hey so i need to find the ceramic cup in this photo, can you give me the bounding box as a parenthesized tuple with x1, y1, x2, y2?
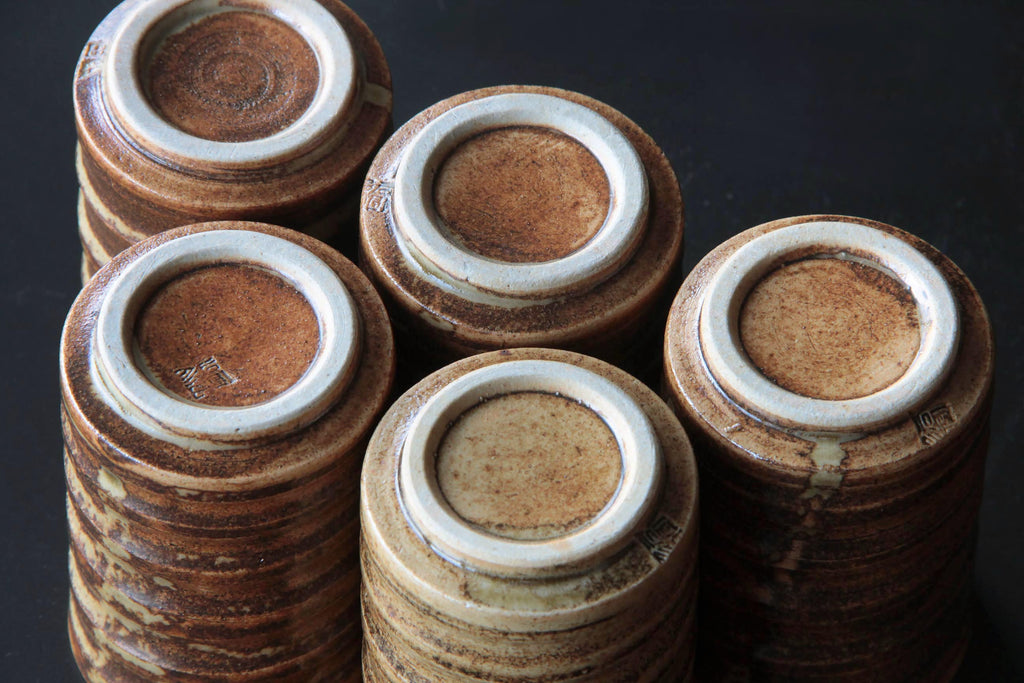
(74, 0, 393, 281)
(360, 348, 699, 681)
(61, 221, 394, 681)
(662, 215, 994, 681)
(358, 86, 684, 387)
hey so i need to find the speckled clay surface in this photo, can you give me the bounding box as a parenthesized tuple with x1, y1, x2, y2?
(358, 86, 684, 385)
(360, 348, 698, 681)
(61, 221, 394, 681)
(662, 214, 994, 682)
(74, 0, 393, 280)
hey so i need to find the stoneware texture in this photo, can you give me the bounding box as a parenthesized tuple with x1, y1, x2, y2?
(60, 221, 395, 681)
(360, 348, 699, 681)
(662, 214, 994, 681)
(74, 0, 393, 280)
(358, 85, 684, 386)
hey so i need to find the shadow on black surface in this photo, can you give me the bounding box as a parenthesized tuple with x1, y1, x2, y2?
(954, 596, 1022, 682)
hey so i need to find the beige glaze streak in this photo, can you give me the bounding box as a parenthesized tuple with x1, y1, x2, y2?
(187, 643, 287, 660)
(364, 83, 393, 109)
(778, 434, 857, 571)
(76, 149, 149, 242)
(67, 504, 140, 587)
(69, 600, 111, 674)
(77, 194, 118, 268)
(97, 468, 127, 500)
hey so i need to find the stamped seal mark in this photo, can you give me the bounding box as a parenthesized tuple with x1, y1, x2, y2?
(914, 404, 956, 446)
(638, 514, 684, 564)
(364, 177, 394, 214)
(174, 357, 237, 401)
(78, 41, 107, 78)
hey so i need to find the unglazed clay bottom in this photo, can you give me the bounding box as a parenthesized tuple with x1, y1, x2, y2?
(61, 222, 394, 681)
(360, 348, 699, 681)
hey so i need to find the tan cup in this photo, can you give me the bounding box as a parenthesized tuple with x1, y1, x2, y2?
(74, 0, 393, 281)
(358, 86, 684, 385)
(61, 221, 394, 680)
(361, 348, 699, 681)
(662, 215, 994, 681)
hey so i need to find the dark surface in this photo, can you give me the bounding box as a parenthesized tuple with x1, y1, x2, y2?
(0, 1, 1020, 681)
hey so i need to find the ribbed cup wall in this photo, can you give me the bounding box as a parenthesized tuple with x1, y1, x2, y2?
(61, 222, 394, 680)
(663, 215, 994, 682)
(73, 0, 393, 282)
(360, 349, 699, 681)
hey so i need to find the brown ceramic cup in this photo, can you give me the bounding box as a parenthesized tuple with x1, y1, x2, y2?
(61, 221, 394, 680)
(360, 348, 699, 681)
(358, 85, 684, 387)
(74, 0, 393, 281)
(662, 214, 994, 681)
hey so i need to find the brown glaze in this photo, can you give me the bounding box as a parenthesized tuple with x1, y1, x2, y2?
(433, 125, 610, 262)
(146, 12, 319, 142)
(739, 258, 921, 400)
(135, 264, 320, 407)
(361, 348, 699, 681)
(436, 391, 621, 540)
(78, 190, 133, 263)
(360, 85, 684, 388)
(74, 0, 393, 277)
(76, 143, 365, 281)
(662, 214, 994, 682)
(61, 222, 395, 681)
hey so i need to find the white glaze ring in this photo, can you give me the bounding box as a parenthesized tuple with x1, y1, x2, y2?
(104, 0, 356, 167)
(399, 359, 663, 578)
(392, 93, 649, 299)
(699, 220, 960, 432)
(94, 230, 360, 446)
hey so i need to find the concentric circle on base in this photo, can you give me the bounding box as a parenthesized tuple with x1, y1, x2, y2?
(144, 10, 319, 143)
(104, 0, 356, 167)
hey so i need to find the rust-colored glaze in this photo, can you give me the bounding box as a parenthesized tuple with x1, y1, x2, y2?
(434, 125, 610, 263)
(75, 142, 365, 280)
(436, 391, 621, 540)
(739, 258, 921, 400)
(74, 0, 393, 279)
(361, 348, 699, 681)
(135, 264, 320, 407)
(662, 214, 994, 682)
(61, 221, 395, 681)
(146, 12, 319, 142)
(359, 86, 684, 388)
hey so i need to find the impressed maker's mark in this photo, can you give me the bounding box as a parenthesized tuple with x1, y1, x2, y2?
(638, 514, 684, 564)
(174, 357, 237, 401)
(914, 404, 956, 446)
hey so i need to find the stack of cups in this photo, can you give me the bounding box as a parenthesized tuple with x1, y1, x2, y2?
(359, 86, 683, 383)
(361, 348, 699, 681)
(74, 0, 392, 281)
(61, 222, 394, 680)
(663, 215, 994, 681)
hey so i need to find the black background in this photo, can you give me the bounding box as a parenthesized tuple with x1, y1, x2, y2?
(1, 1, 1021, 680)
